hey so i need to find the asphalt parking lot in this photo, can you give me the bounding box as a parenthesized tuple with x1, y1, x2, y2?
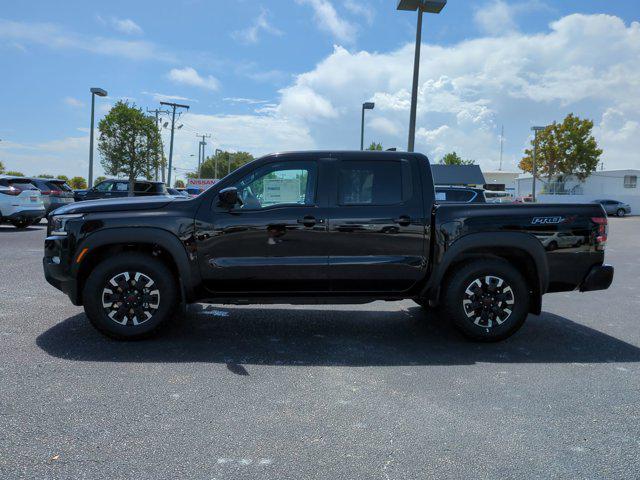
(1, 217, 639, 479)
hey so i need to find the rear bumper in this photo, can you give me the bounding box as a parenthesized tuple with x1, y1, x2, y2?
(5, 209, 45, 220)
(579, 264, 614, 292)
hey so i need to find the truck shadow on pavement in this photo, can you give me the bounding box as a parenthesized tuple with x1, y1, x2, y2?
(36, 305, 640, 368)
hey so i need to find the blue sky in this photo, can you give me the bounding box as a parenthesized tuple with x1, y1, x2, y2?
(1, 0, 639, 181)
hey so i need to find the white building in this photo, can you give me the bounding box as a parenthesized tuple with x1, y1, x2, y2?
(516, 169, 640, 212)
(482, 171, 520, 194)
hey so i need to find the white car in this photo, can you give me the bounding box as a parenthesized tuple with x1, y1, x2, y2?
(0, 177, 46, 229)
(535, 231, 584, 251)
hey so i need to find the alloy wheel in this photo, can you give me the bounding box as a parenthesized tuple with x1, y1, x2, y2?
(101, 271, 160, 326)
(462, 275, 515, 328)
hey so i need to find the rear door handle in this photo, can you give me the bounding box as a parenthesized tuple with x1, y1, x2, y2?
(298, 215, 319, 227)
(394, 215, 411, 227)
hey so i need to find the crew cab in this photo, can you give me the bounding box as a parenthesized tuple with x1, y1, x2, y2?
(74, 179, 168, 202)
(43, 151, 613, 341)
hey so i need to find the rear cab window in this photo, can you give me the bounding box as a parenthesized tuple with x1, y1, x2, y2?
(337, 159, 413, 206)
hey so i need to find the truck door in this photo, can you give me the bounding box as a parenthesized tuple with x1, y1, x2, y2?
(326, 154, 427, 292)
(195, 157, 330, 294)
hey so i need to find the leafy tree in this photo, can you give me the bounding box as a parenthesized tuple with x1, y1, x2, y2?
(5, 171, 24, 177)
(0, 160, 5, 174)
(97, 101, 163, 196)
(174, 179, 185, 188)
(93, 176, 107, 186)
(69, 176, 87, 189)
(38, 174, 54, 179)
(367, 142, 383, 151)
(196, 151, 255, 179)
(519, 114, 602, 181)
(439, 151, 475, 166)
(56, 175, 69, 182)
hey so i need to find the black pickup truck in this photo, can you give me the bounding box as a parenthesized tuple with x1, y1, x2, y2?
(43, 151, 613, 341)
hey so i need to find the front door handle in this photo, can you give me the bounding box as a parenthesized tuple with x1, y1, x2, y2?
(298, 215, 317, 227)
(394, 215, 411, 227)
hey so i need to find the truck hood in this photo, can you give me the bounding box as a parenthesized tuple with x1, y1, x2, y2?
(52, 196, 175, 215)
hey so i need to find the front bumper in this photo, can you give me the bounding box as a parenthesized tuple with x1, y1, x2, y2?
(43, 235, 81, 305)
(579, 264, 614, 292)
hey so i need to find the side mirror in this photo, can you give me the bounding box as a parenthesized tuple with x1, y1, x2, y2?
(217, 187, 241, 209)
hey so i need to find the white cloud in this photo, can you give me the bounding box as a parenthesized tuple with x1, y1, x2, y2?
(474, 0, 551, 35)
(368, 117, 400, 136)
(231, 8, 283, 45)
(0, 18, 172, 61)
(64, 97, 84, 108)
(344, 0, 375, 26)
(296, 0, 357, 44)
(142, 91, 196, 103)
(223, 97, 269, 105)
(112, 18, 143, 35)
(167, 67, 220, 91)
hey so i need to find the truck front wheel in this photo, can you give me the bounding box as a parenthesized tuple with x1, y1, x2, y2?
(82, 252, 178, 340)
(441, 259, 529, 342)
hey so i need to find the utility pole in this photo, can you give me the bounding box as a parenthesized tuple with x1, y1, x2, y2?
(531, 126, 545, 202)
(196, 134, 211, 177)
(499, 125, 504, 171)
(215, 149, 223, 179)
(160, 101, 189, 186)
(148, 108, 169, 181)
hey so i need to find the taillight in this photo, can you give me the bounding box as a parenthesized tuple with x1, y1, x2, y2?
(40, 190, 51, 195)
(0, 187, 21, 196)
(50, 190, 63, 196)
(591, 217, 608, 249)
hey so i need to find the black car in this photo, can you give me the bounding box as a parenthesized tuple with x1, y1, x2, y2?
(435, 186, 486, 203)
(44, 150, 613, 342)
(592, 199, 631, 217)
(27, 178, 75, 215)
(75, 179, 168, 202)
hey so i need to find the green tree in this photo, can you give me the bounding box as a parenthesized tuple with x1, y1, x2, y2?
(174, 179, 186, 188)
(196, 151, 255, 179)
(56, 175, 69, 182)
(93, 176, 107, 186)
(97, 101, 163, 196)
(367, 142, 383, 151)
(519, 114, 602, 181)
(38, 174, 54, 179)
(0, 160, 5, 174)
(69, 176, 87, 189)
(5, 171, 24, 177)
(439, 151, 475, 166)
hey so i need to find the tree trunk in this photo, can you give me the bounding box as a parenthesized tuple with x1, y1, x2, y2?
(128, 174, 135, 197)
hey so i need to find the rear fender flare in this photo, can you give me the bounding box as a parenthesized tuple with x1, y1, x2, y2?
(425, 232, 549, 311)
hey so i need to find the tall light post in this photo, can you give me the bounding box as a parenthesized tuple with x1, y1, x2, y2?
(160, 101, 189, 186)
(360, 102, 375, 150)
(531, 126, 545, 202)
(88, 87, 107, 188)
(397, 0, 446, 152)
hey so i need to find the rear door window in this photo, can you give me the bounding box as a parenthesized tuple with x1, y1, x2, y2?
(338, 160, 409, 205)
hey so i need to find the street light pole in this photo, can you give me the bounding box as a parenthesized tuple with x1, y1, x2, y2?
(397, 1, 446, 152)
(88, 87, 107, 188)
(360, 102, 375, 150)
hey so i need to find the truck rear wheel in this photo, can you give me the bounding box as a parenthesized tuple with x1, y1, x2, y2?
(441, 259, 529, 342)
(82, 252, 178, 340)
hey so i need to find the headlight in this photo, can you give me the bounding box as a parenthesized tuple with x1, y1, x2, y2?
(51, 214, 84, 236)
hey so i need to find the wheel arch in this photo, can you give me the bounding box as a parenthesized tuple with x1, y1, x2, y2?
(424, 232, 548, 314)
(71, 228, 199, 306)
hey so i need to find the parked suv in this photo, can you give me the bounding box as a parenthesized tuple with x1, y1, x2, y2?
(75, 179, 168, 201)
(593, 199, 631, 217)
(0, 177, 45, 228)
(44, 151, 613, 342)
(27, 178, 75, 215)
(435, 186, 486, 203)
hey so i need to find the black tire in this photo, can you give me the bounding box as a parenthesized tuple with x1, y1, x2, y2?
(11, 219, 30, 229)
(617, 208, 625, 217)
(440, 258, 529, 342)
(82, 252, 178, 340)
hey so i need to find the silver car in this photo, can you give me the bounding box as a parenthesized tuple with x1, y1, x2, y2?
(593, 199, 631, 217)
